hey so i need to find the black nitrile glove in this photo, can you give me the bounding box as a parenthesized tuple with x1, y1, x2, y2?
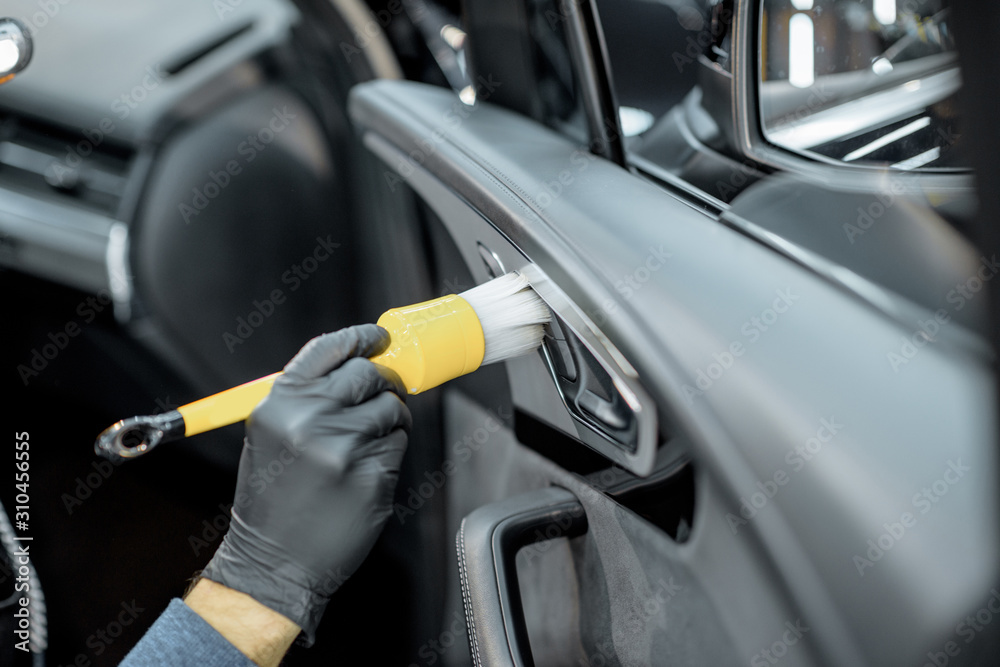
(202, 324, 412, 644)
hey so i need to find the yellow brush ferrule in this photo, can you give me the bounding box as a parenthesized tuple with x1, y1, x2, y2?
(178, 372, 282, 436)
(370, 294, 486, 394)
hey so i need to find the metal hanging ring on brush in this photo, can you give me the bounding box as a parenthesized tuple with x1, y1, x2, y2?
(95, 412, 187, 459)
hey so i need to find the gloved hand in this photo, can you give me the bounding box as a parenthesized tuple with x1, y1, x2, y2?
(202, 324, 412, 644)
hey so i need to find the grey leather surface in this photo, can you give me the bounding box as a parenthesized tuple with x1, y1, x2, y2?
(726, 172, 987, 334)
(351, 80, 999, 666)
(562, 489, 744, 667)
(447, 392, 797, 667)
(442, 391, 573, 666)
(456, 486, 580, 666)
(0, 0, 295, 144)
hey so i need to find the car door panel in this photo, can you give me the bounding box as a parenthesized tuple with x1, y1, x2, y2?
(349, 79, 998, 666)
(439, 392, 767, 667)
(446, 397, 805, 666)
(363, 124, 657, 472)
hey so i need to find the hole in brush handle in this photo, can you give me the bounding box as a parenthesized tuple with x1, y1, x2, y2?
(94, 411, 185, 460)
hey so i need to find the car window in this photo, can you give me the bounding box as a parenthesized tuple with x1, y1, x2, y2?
(760, 0, 962, 170)
(592, 0, 966, 205)
(593, 0, 749, 204)
(594, 0, 704, 139)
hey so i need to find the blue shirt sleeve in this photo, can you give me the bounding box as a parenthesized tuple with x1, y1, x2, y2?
(120, 598, 257, 667)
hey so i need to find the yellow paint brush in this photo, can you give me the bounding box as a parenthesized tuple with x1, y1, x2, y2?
(95, 273, 550, 460)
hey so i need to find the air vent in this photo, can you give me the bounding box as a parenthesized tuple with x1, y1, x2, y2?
(0, 113, 134, 217)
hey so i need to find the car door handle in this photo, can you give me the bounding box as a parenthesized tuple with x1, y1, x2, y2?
(577, 388, 629, 430)
(520, 264, 658, 475)
(456, 487, 587, 667)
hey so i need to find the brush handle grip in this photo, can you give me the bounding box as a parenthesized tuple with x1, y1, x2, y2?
(178, 372, 283, 436)
(136, 293, 488, 443)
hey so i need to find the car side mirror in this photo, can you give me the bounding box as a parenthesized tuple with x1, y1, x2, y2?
(0, 18, 32, 84)
(755, 0, 962, 172)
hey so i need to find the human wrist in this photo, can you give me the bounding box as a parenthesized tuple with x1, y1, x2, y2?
(201, 513, 331, 643)
(184, 578, 300, 667)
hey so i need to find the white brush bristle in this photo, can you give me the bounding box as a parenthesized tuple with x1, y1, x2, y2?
(460, 272, 551, 365)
